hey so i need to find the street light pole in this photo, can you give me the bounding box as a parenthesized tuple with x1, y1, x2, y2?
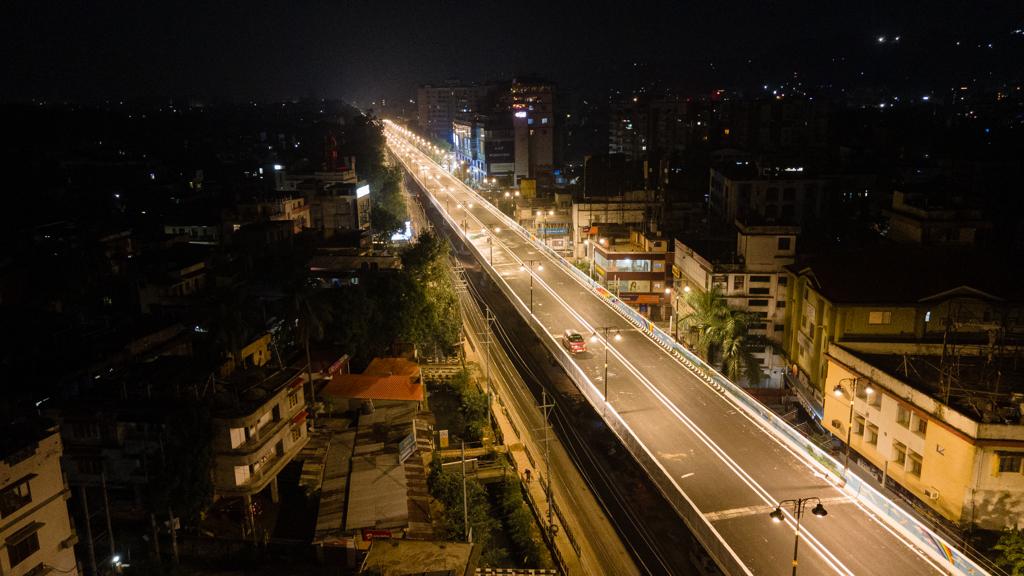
(591, 326, 622, 402)
(520, 260, 543, 313)
(833, 377, 873, 481)
(769, 497, 828, 576)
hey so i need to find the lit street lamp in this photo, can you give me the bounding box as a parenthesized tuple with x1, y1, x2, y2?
(519, 260, 543, 313)
(833, 377, 873, 481)
(769, 497, 828, 576)
(590, 326, 622, 402)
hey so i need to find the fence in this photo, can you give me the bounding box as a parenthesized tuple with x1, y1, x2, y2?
(390, 131, 991, 576)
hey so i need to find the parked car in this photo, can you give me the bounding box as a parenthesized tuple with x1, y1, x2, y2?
(562, 329, 587, 354)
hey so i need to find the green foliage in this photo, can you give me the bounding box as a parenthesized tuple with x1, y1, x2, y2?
(680, 287, 763, 385)
(438, 369, 489, 442)
(400, 232, 461, 356)
(427, 459, 500, 555)
(995, 528, 1024, 575)
(497, 477, 546, 566)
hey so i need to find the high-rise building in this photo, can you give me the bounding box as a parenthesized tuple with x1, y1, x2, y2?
(415, 83, 490, 142)
(508, 79, 556, 187)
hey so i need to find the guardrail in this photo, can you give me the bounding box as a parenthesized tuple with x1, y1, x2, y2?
(387, 129, 991, 576)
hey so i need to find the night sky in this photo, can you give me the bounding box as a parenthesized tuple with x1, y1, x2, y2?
(3, 0, 1021, 104)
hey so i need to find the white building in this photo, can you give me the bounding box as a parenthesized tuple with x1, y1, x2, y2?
(673, 221, 799, 386)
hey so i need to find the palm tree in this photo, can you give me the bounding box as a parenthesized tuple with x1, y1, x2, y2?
(291, 283, 333, 410)
(679, 287, 763, 385)
(678, 287, 730, 359)
(718, 311, 764, 385)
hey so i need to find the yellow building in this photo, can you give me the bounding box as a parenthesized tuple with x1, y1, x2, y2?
(782, 245, 1024, 418)
(1, 421, 79, 576)
(823, 346, 1024, 529)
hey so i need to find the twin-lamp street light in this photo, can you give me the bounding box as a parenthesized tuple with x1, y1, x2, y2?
(769, 497, 828, 576)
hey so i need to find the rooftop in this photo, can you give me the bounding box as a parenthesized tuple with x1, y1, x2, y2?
(851, 349, 1024, 425)
(788, 245, 1024, 304)
(1, 418, 58, 463)
(360, 539, 478, 576)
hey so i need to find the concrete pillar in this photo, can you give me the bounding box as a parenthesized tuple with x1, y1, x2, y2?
(270, 475, 280, 504)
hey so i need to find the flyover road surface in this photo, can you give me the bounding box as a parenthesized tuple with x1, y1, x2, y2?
(385, 126, 950, 576)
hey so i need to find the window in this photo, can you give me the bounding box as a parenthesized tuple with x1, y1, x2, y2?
(897, 405, 911, 428)
(868, 310, 892, 325)
(0, 478, 33, 517)
(234, 465, 251, 486)
(999, 453, 1023, 473)
(893, 441, 907, 466)
(866, 424, 879, 446)
(774, 324, 785, 331)
(869, 391, 882, 408)
(914, 416, 928, 436)
(750, 287, 770, 295)
(766, 187, 779, 201)
(908, 451, 923, 477)
(777, 276, 788, 286)
(750, 275, 771, 283)
(733, 276, 745, 291)
(777, 300, 786, 308)
(287, 391, 299, 408)
(783, 187, 796, 201)
(291, 426, 302, 442)
(854, 415, 866, 435)
(748, 299, 769, 307)
(78, 458, 103, 475)
(230, 427, 247, 449)
(778, 237, 791, 250)
(7, 530, 40, 567)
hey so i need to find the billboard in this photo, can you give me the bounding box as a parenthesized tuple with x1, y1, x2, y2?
(356, 185, 370, 199)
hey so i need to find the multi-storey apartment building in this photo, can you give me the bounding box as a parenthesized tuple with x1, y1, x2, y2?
(211, 369, 309, 507)
(709, 160, 828, 226)
(782, 246, 1024, 419)
(1, 421, 78, 576)
(591, 230, 673, 320)
(823, 346, 1024, 530)
(673, 221, 799, 386)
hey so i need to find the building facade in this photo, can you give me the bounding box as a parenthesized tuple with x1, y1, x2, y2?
(673, 221, 799, 386)
(211, 370, 309, 505)
(591, 230, 672, 320)
(710, 161, 827, 226)
(309, 182, 372, 237)
(823, 346, 1024, 530)
(1, 423, 79, 576)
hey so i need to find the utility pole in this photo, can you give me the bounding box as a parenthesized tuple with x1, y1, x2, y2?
(484, 307, 494, 429)
(540, 390, 555, 532)
(80, 485, 98, 576)
(150, 513, 161, 562)
(461, 440, 470, 543)
(168, 507, 179, 565)
(102, 472, 116, 563)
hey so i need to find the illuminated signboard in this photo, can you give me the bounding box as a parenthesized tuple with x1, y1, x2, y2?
(356, 185, 370, 198)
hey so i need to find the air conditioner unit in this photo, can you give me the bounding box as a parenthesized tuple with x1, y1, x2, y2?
(831, 419, 842, 429)
(924, 488, 940, 500)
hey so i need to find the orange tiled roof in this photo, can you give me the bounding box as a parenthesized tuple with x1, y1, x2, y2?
(364, 357, 420, 378)
(322, 374, 423, 402)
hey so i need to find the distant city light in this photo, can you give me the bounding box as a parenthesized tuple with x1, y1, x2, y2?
(273, 164, 283, 171)
(514, 111, 527, 118)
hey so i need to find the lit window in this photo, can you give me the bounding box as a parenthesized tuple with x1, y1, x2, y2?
(868, 311, 893, 325)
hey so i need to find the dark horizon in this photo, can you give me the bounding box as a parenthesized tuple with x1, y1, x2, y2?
(4, 0, 1022, 105)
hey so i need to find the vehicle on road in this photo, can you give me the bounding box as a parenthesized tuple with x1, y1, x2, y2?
(562, 329, 587, 354)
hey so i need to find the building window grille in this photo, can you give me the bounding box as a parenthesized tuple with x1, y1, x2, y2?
(893, 441, 907, 466)
(866, 424, 879, 446)
(998, 453, 1023, 473)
